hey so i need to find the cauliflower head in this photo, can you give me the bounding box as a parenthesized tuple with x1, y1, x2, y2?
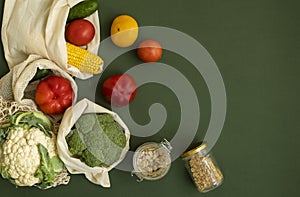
(0, 111, 68, 189)
(0, 127, 56, 186)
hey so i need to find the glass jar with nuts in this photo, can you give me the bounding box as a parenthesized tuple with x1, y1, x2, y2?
(181, 142, 224, 193)
(132, 139, 172, 182)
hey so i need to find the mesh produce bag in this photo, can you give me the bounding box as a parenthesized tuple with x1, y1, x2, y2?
(1, 0, 102, 79)
(56, 98, 131, 187)
(0, 96, 71, 189)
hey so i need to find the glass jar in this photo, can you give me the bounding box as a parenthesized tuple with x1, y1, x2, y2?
(132, 139, 172, 182)
(181, 142, 224, 193)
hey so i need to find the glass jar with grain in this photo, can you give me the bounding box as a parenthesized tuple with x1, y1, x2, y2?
(181, 142, 224, 193)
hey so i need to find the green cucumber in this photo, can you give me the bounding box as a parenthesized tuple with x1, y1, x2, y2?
(67, 0, 99, 22)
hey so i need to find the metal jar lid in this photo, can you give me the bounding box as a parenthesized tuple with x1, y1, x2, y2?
(180, 142, 207, 159)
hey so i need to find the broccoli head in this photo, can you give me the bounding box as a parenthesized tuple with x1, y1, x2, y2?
(75, 113, 97, 134)
(66, 113, 127, 168)
(101, 123, 126, 148)
(66, 129, 86, 156)
(97, 113, 115, 124)
(80, 149, 102, 167)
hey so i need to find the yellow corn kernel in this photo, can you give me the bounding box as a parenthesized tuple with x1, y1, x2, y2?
(66, 42, 103, 74)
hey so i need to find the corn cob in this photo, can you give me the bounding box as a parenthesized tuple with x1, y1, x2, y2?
(66, 42, 103, 74)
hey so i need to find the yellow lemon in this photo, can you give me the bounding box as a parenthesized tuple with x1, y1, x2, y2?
(110, 15, 139, 47)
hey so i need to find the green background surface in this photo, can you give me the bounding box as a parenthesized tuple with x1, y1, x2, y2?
(1, 0, 300, 196)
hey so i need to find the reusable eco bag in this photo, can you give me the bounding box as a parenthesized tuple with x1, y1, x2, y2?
(0, 55, 78, 113)
(56, 98, 131, 187)
(1, 0, 102, 79)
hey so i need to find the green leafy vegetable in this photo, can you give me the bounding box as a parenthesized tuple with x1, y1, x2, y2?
(0, 110, 66, 189)
(0, 126, 9, 144)
(35, 143, 64, 189)
(51, 156, 64, 173)
(1, 111, 54, 144)
(0, 166, 16, 186)
(1, 111, 53, 139)
(12, 112, 52, 137)
(9, 111, 23, 124)
(0, 165, 10, 179)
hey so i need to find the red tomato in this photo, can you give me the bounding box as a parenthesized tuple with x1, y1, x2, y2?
(65, 19, 95, 46)
(137, 39, 163, 62)
(35, 76, 74, 115)
(101, 74, 137, 107)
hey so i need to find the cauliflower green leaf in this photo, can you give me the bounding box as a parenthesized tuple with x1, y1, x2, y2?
(0, 166, 15, 186)
(35, 143, 64, 189)
(13, 112, 52, 138)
